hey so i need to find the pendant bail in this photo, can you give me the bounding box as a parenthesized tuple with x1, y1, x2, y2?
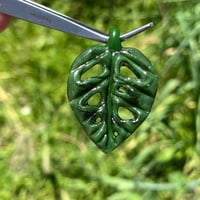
(108, 27, 122, 51)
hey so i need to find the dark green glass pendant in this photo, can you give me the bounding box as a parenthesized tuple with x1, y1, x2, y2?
(67, 27, 158, 153)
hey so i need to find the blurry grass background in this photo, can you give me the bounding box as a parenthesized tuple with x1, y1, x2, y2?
(0, 0, 200, 199)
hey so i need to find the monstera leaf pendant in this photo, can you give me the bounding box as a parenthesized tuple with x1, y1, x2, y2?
(67, 27, 158, 153)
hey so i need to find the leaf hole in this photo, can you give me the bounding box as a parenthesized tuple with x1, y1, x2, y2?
(87, 93, 101, 106)
(81, 63, 103, 81)
(113, 132, 119, 138)
(118, 107, 135, 120)
(120, 66, 137, 79)
(119, 87, 127, 94)
(96, 117, 101, 124)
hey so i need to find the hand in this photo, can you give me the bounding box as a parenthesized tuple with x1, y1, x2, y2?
(0, 13, 11, 31)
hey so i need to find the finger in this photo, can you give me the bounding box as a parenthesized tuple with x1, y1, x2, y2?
(0, 13, 11, 32)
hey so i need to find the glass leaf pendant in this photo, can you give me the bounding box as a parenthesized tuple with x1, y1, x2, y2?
(67, 27, 158, 153)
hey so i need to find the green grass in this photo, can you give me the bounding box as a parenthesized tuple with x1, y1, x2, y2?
(0, 0, 200, 199)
